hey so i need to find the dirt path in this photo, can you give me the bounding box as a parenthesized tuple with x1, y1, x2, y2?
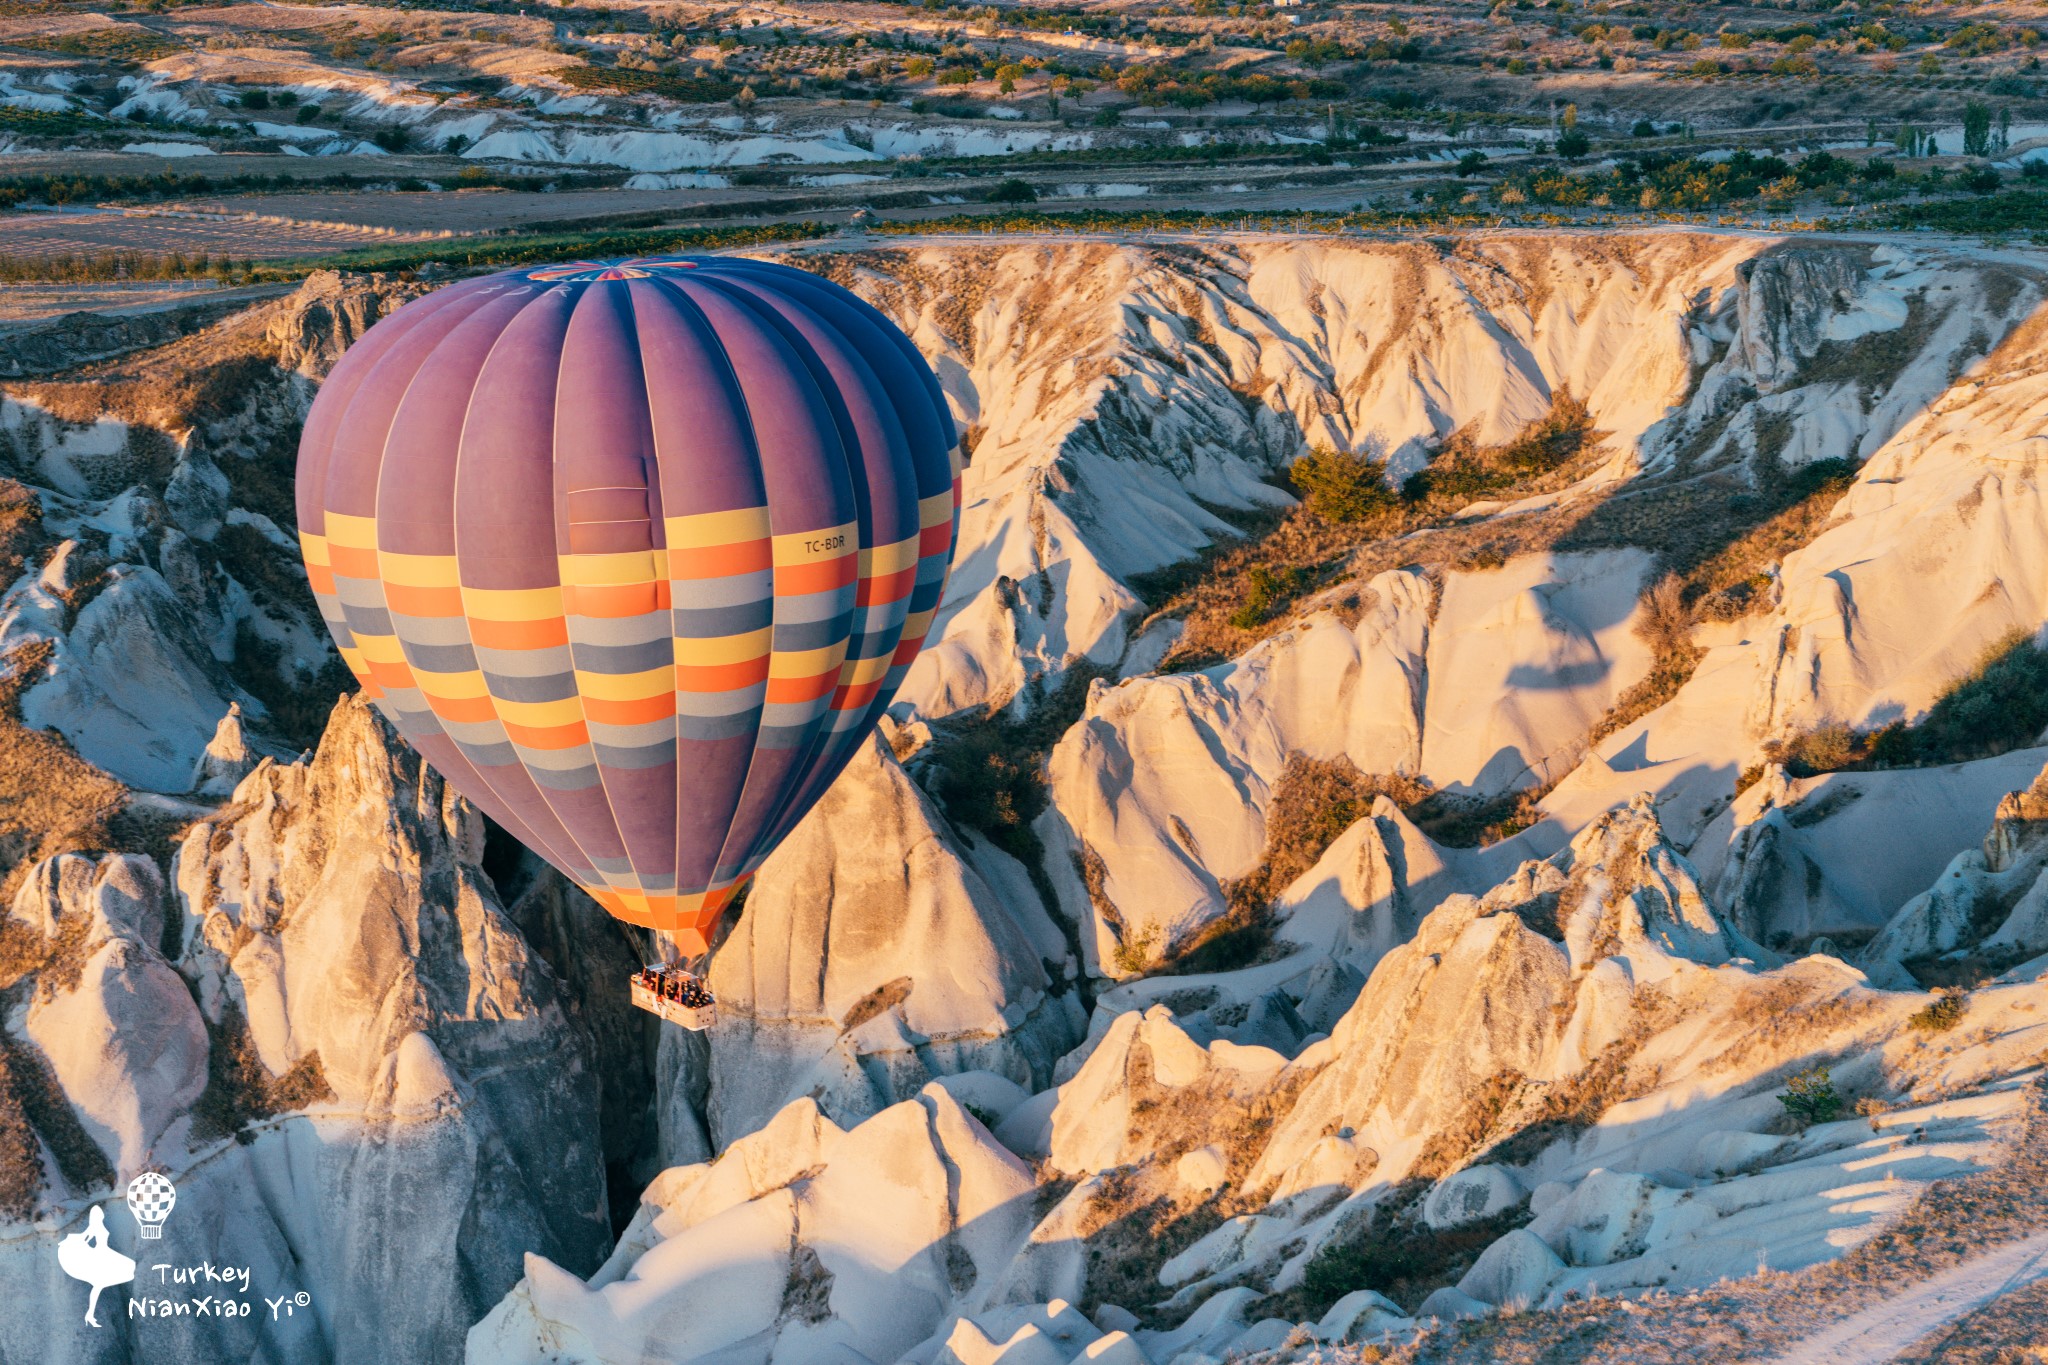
(1765, 1231, 2048, 1365)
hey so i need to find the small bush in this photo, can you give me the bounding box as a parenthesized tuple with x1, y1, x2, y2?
(1228, 564, 1312, 629)
(1296, 1182, 1531, 1314)
(1291, 447, 1398, 524)
(1764, 631, 2048, 778)
(1779, 1065, 1843, 1125)
(1908, 990, 1967, 1034)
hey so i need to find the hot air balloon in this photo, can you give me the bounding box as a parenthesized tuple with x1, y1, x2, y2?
(295, 256, 960, 1023)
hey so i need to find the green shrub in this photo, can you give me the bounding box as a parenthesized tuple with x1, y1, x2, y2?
(1908, 990, 1967, 1034)
(1779, 1065, 1843, 1125)
(1228, 564, 1311, 629)
(1291, 448, 1398, 524)
(1764, 632, 2048, 778)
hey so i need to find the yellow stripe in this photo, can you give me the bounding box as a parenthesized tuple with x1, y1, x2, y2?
(339, 645, 370, 673)
(461, 585, 565, 620)
(664, 506, 772, 548)
(772, 522, 858, 567)
(672, 628, 773, 666)
(408, 668, 490, 699)
(325, 511, 379, 549)
(493, 695, 586, 726)
(355, 634, 409, 664)
(919, 490, 954, 527)
(858, 533, 922, 576)
(379, 551, 461, 588)
(768, 643, 847, 678)
(572, 667, 674, 702)
(899, 605, 939, 640)
(559, 550, 670, 586)
(299, 532, 331, 567)
(845, 652, 893, 686)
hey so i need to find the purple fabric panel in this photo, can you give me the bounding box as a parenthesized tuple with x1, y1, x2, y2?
(297, 279, 490, 537)
(704, 259, 957, 482)
(326, 284, 507, 520)
(632, 278, 771, 517)
(378, 288, 534, 557)
(455, 285, 575, 592)
(554, 282, 677, 886)
(554, 282, 658, 557)
(705, 275, 918, 855)
(669, 277, 854, 536)
(666, 275, 855, 887)
(631, 278, 767, 892)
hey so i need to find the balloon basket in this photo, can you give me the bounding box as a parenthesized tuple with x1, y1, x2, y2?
(631, 968, 717, 1031)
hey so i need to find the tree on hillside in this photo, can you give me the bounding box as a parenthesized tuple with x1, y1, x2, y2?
(1963, 101, 1992, 157)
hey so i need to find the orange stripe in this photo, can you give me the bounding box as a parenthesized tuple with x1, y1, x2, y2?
(892, 635, 929, 665)
(306, 564, 337, 596)
(581, 693, 676, 727)
(470, 616, 571, 650)
(670, 541, 772, 578)
(765, 671, 839, 704)
(837, 678, 886, 710)
(503, 718, 590, 750)
(424, 692, 500, 724)
(346, 664, 383, 699)
(563, 582, 669, 618)
(856, 565, 919, 608)
(366, 659, 418, 692)
(775, 558, 857, 595)
(385, 583, 465, 618)
(676, 658, 771, 692)
(330, 545, 381, 578)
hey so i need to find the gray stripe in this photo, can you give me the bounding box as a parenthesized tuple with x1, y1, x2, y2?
(525, 764, 603, 791)
(568, 637, 673, 675)
(485, 670, 578, 703)
(771, 585, 858, 624)
(671, 599, 773, 637)
(474, 644, 575, 677)
(340, 604, 394, 637)
(388, 612, 475, 646)
(679, 710, 761, 742)
(400, 640, 480, 674)
(450, 738, 520, 768)
(772, 614, 852, 653)
(593, 742, 677, 770)
(676, 683, 767, 718)
(673, 568, 771, 607)
(588, 717, 676, 749)
(512, 744, 597, 771)
(565, 612, 669, 646)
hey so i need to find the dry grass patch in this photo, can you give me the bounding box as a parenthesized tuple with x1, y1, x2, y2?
(1152, 392, 1607, 672)
(0, 640, 128, 906)
(1383, 1074, 2048, 1363)
(190, 994, 335, 1143)
(1069, 1037, 1321, 1323)
(0, 1030, 113, 1203)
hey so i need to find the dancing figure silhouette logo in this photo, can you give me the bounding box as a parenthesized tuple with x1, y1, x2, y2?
(57, 1205, 136, 1327)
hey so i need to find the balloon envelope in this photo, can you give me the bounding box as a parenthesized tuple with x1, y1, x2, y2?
(296, 255, 959, 953)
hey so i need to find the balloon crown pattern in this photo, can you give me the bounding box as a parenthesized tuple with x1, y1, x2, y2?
(296, 255, 961, 955)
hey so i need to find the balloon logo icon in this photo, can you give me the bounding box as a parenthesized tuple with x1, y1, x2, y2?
(127, 1172, 175, 1240)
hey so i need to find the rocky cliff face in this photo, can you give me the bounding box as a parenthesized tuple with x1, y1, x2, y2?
(1, 236, 2045, 1365)
(0, 697, 619, 1364)
(696, 733, 1085, 1152)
